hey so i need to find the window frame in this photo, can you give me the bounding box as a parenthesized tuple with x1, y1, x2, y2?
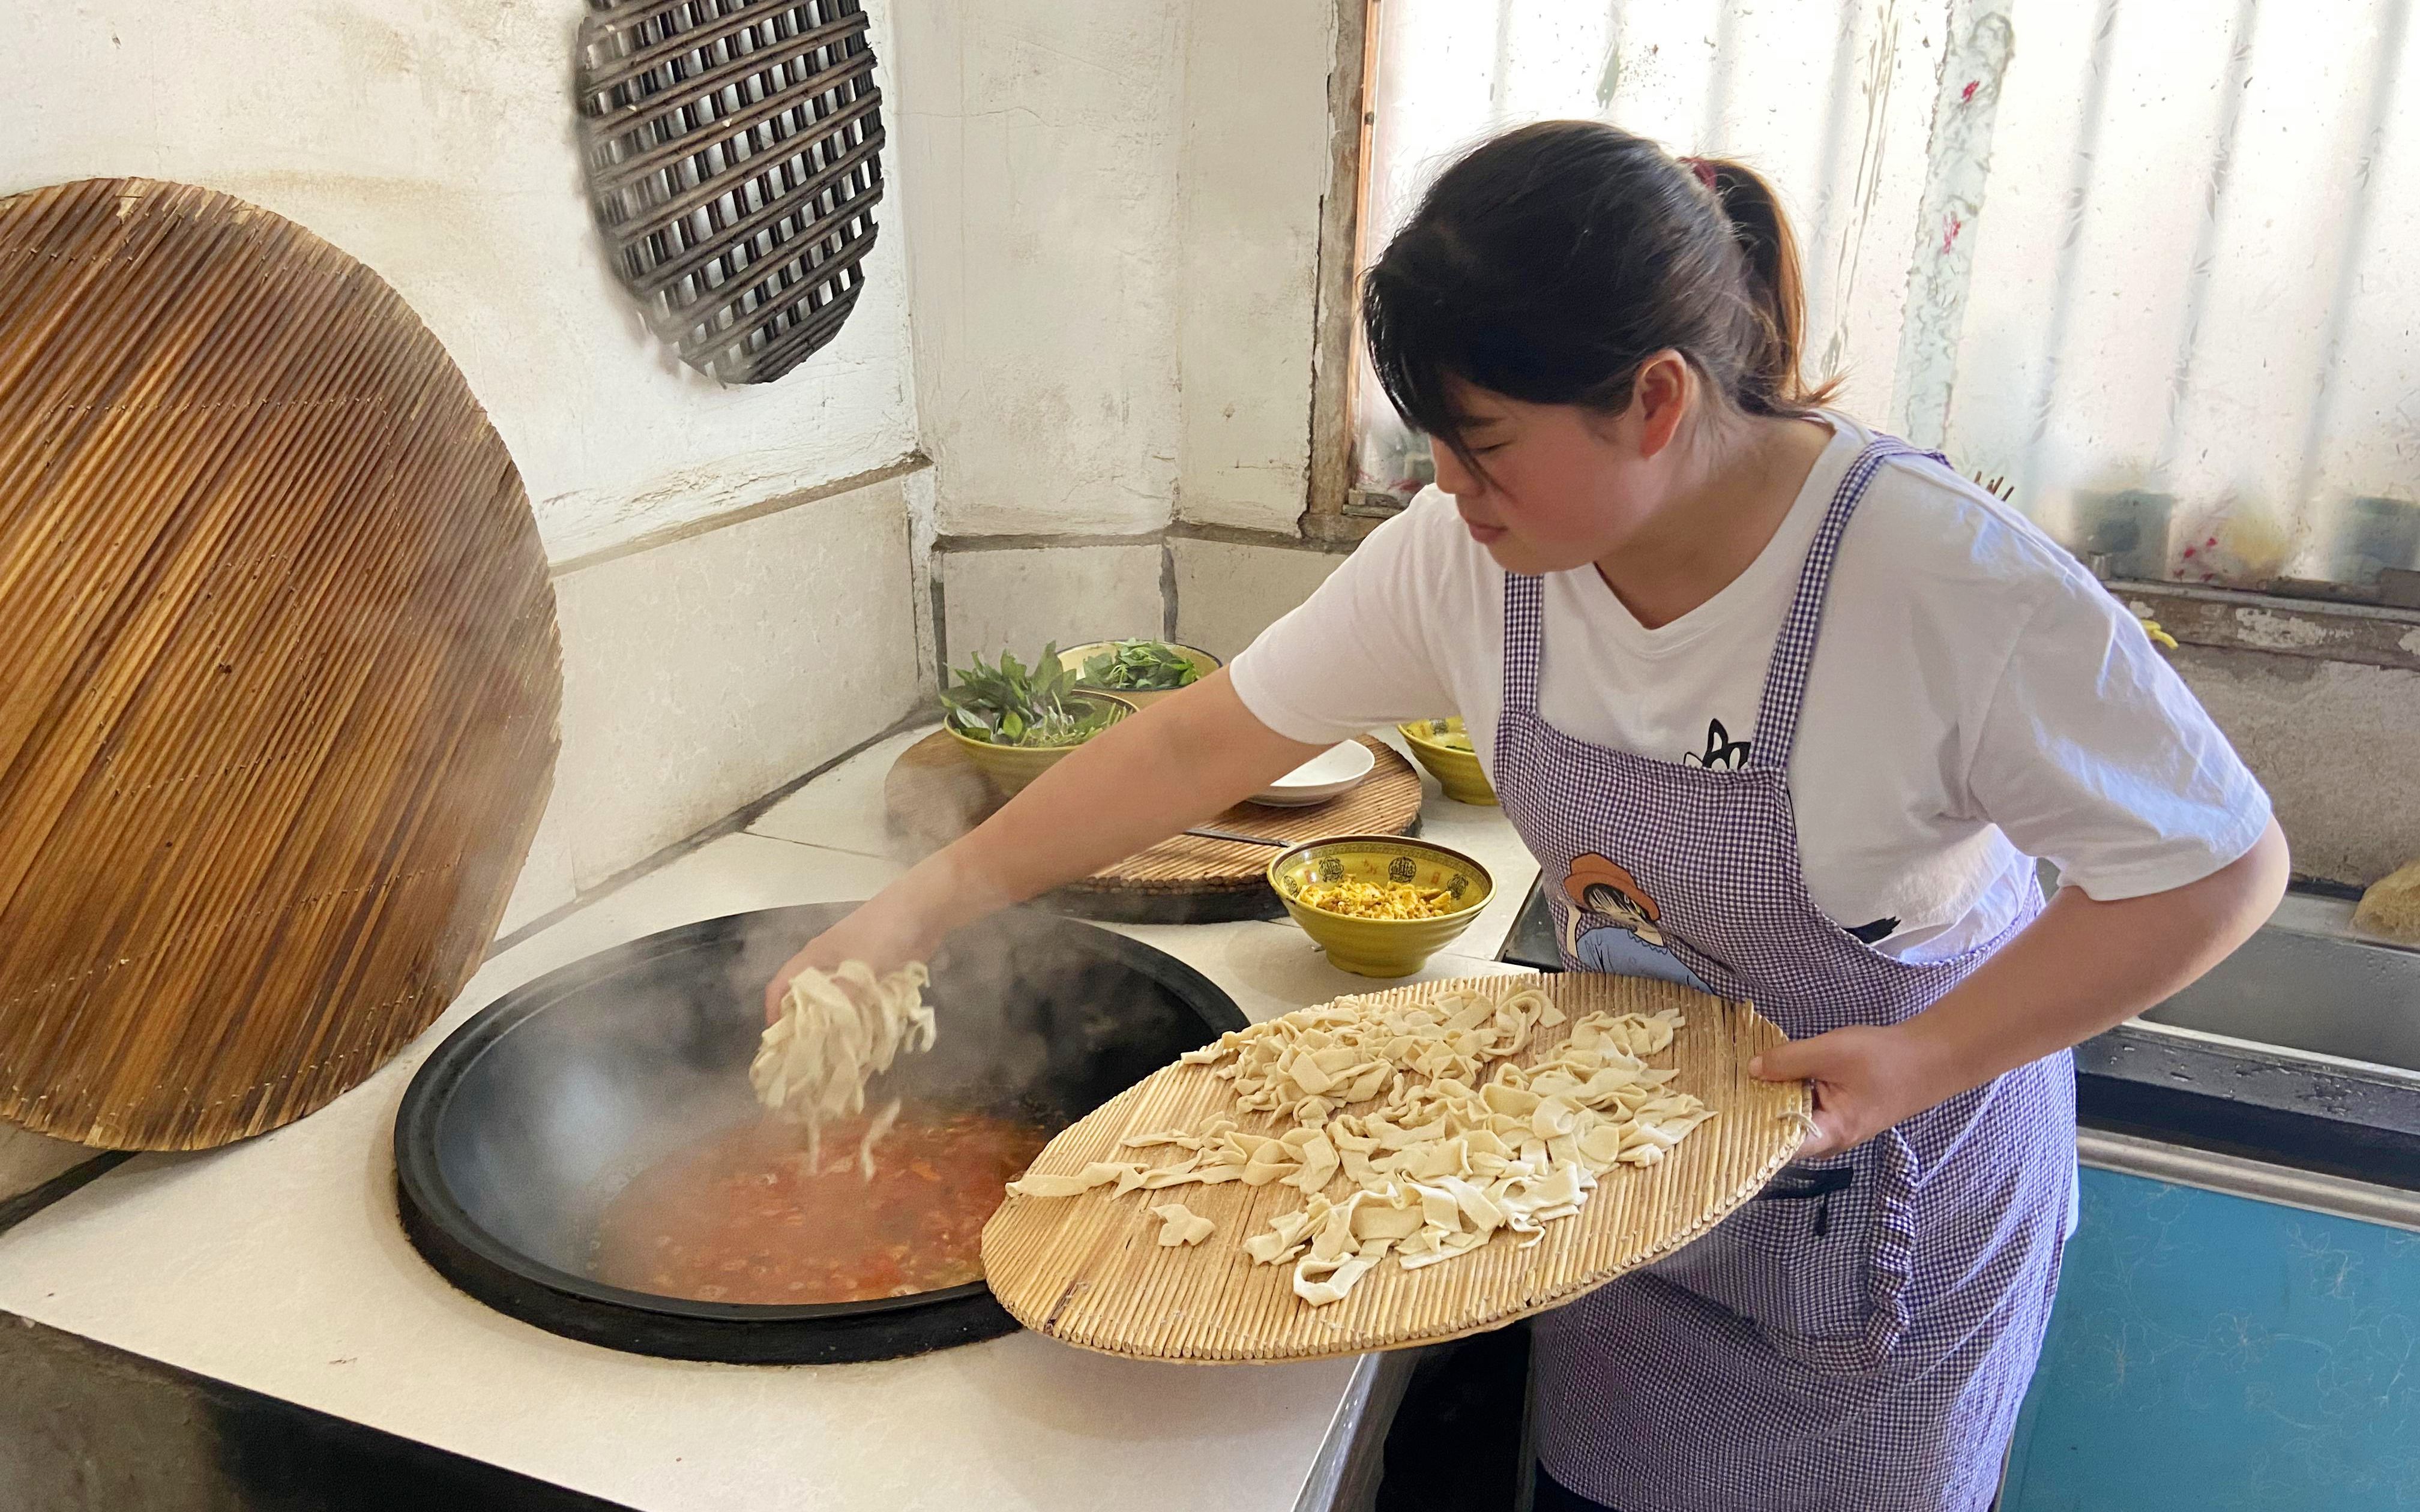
(1300, 0, 1388, 545)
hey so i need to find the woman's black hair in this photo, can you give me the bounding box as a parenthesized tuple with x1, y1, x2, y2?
(1361, 121, 1835, 458)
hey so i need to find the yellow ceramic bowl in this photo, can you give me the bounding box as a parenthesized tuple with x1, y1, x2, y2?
(1059, 640, 1222, 709)
(1267, 835, 1494, 979)
(1397, 717, 1497, 805)
(947, 692, 1136, 796)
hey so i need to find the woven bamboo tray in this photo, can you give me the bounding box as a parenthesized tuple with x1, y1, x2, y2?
(882, 733, 1422, 923)
(0, 179, 560, 1151)
(981, 972, 1805, 1363)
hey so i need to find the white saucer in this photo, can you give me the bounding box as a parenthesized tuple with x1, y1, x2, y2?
(1249, 742, 1377, 806)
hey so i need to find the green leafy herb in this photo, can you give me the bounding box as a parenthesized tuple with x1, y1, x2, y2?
(942, 644, 1126, 748)
(1077, 640, 1203, 692)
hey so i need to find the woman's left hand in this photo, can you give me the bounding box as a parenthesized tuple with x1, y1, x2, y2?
(1750, 820, 2292, 1160)
(1748, 1024, 1948, 1160)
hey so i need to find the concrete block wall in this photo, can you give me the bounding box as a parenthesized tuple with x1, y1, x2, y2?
(2178, 652, 2420, 888)
(894, 0, 1350, 680)
(1169, 538, 1350, 662)
(920, 532, 1349, 679)
(937, 543, 1168, 674)
(2127, 584, 2420, 891)
(498, 472, 928, 935)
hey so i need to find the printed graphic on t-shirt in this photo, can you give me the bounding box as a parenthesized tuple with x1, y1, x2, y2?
(1559, 854, 1714, 992)
(1683, 718, 1751, 771)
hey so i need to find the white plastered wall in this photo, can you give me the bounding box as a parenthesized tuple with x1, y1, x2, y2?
(893, 1, 1346, 668)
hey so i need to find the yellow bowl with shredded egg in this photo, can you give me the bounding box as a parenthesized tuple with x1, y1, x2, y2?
(1267, 835, 1494, 978)
(1398, 718, 1497, 805)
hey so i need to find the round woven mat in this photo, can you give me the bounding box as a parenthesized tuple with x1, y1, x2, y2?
(0, 179, 561, 1150)
(983, 973, 1807, 1363)
(883, 733, 1422, 922)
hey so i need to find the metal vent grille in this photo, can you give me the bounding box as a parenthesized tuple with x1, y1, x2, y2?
(576, 0, 884, 384)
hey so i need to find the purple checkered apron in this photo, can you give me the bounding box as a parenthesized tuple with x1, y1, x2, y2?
(1497, 437, 2074, 1512)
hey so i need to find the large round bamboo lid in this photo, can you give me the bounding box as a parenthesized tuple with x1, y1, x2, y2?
(0, 179, 561, 1150)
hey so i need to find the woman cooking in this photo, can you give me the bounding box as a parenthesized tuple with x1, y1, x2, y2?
(772, 122, 2287, 1511)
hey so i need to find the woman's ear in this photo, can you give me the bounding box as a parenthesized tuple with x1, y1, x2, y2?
(1630, 350, 1692, 459)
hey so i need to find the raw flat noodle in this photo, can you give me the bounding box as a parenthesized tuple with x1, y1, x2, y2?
(1005, 983, 1715, 1307)
(1149, 1202, 1215, 1247)
(751, 960, 935, 1171)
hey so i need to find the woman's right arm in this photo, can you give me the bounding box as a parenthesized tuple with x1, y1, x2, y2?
(765, 670, 1328, 1017)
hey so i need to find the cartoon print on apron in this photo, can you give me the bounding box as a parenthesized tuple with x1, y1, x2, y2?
(1493, 436, 2077, 1512)
(1561, 853, 1714, 992)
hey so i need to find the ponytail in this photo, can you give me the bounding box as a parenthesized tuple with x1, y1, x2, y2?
(1364, 122, 1838, 454)
(1688, 157, 1836, 413)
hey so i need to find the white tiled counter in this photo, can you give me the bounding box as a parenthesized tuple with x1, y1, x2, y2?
(0, 727, 1538, 1512)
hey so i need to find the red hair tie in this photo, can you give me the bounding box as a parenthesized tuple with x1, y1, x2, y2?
(1684, 156, 1719, 191)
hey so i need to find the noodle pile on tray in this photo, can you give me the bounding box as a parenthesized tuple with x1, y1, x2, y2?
(1005, 983, 1715, 1306)
(751, 960, 935, 1176)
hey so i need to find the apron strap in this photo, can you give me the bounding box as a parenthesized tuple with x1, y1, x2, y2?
(1502, 569, 1546, 715)
(1747, 436, 1949, 773)
(1504, 434, 1948, 762)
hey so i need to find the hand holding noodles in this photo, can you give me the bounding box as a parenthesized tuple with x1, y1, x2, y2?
(752, 960, 935, 1171)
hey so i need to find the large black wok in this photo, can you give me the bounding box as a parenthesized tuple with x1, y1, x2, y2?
(394, 903, 1243, 1364)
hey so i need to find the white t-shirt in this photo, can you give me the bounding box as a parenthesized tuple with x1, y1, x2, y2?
(1232, 412, 2271, 962)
